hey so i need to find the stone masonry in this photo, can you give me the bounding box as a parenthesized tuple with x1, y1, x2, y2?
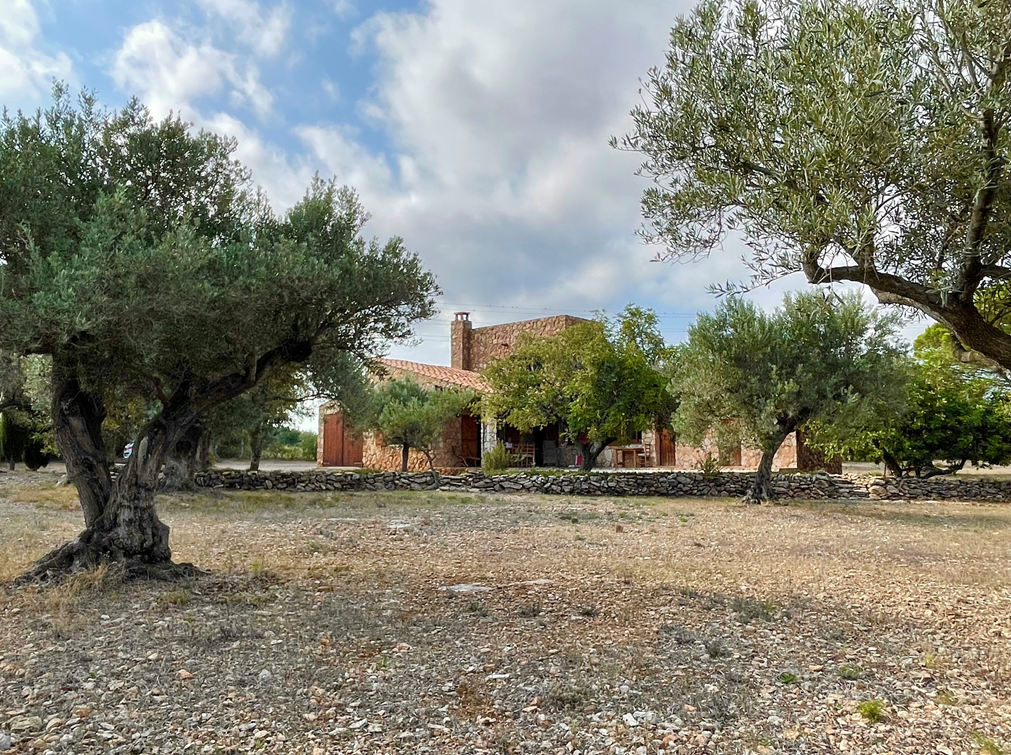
(195, 468, 1011, 502)
(451, 312, 589, 372)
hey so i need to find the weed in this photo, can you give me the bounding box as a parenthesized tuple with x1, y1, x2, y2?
(936, 689, 959, 706)
(546, 683, 588, 710)
(659, 623, 697, 645)
(516, 604, 541, 618)
(824, 627, 848, 643)
(578, 605, 599, 618)
(466, 599, 489, 617)
(972, 733, 1006, 755)
(778, 672, 799, 684)
(225, 591, 273, 607)
(731, 596, 777, 624)
(704, 636, 730, 658)
(305, 540, 326, 555)
(837, 663, 863, 680)
(161, 590, 193, 606)
(679, 586, 703, 600)
(922, 651, 945, 670)
(558, 512, 580, 524)
(857, 699, 886, 723)
(695, 452, 721, 479)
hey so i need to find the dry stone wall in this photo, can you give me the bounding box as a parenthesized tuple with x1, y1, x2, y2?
(192, 469, 1011, 501)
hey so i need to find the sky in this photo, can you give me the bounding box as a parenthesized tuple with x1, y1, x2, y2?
(2, 0, 923, 379)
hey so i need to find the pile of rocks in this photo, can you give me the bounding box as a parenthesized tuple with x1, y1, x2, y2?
(192, 468, 1011, 501)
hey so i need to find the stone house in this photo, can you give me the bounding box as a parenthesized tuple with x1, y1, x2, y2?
(318, 312, 838, 473)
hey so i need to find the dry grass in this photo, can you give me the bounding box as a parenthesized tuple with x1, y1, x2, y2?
(5, 481, 81, 509)
(2, 477, 1010, 753)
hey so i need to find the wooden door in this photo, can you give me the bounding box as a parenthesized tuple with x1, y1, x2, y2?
(460, 414, 480, 465)
(322, 412, 343, 466)
(658, 430, 676, 467)
(342, 425, 363, 467)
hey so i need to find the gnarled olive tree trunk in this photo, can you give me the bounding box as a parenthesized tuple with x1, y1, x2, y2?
(163, 422, 207, 491)
(577, 438, 614, 471)
(743, 420, 802, 504)
(248, 424, 265, 472)
(24, 366, 199, 580)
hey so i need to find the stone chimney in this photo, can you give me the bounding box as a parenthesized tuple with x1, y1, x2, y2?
(451, 312, 473, 371)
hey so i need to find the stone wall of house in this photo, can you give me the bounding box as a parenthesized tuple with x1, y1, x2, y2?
(454, 315, 589, 372)
(359, 416, 466, 472)
(740, 433, 798, 470)
(194, 468, 1011, 501)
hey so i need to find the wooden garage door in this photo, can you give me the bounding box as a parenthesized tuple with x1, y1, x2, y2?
(322, 412, 363, 467)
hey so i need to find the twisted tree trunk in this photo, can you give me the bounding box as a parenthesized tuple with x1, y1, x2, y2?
(248, 424, 265, 472)
(163, 422, 206, 491)
(577, 438, 613, 471)
(22, 364, 198, 581)
(743, 421, 799, 504)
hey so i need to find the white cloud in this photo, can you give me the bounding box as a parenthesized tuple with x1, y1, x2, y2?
(327, 1, 706, 331)
(112, 20, 273, 119)
(204, 113, 316, 209)
(332, 0, 356, 20)
(0, 0, 73, 103)
(195, 0, 292, 57)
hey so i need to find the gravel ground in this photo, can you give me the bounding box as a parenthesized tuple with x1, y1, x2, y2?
(1, 473, 1009, 755)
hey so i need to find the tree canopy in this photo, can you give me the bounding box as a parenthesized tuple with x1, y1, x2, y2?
(673, 291, 907, 501)
(482, 307, 677, 470)
(823, 325, 1011, 477)
(617, 0, 1011, 371)
(0, 88, 437, 577)
(363, 378, 476, 471)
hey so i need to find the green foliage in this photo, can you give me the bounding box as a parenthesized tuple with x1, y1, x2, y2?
(616, 0, 1011, 373)
(972, 733, 1007, 755)
(481, 441, 512, 473)
(857, 699, 887, 723)
(263, 430, 318, 461)
(674, 291, 907, 476)
(0, 353, 55, 457)
(364, 378, 476, 470)
(695, 452, 722, 479)
(0, 88, 436, 463)
(483, 306, 677, 470)
(820, 324, 1011, 476)
(837, 663, 864, 680)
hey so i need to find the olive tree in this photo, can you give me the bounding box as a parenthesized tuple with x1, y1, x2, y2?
(617, 0, 1011, 370)
(674, 292, 907, 502)
(0, 90, 437, 578)
(363, 378, 476, 471)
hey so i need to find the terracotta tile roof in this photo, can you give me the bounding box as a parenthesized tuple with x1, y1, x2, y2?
(378, 358, 490, 393)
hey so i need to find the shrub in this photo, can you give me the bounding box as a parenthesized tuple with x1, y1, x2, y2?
(263, 431, 318, 461)
(695, 452, 721, 479)
(857, 699, 886, 723)
(482, 442, 512, 473)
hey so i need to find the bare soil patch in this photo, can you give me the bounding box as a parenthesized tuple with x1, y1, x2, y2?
(1, 472, 1009, 754)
